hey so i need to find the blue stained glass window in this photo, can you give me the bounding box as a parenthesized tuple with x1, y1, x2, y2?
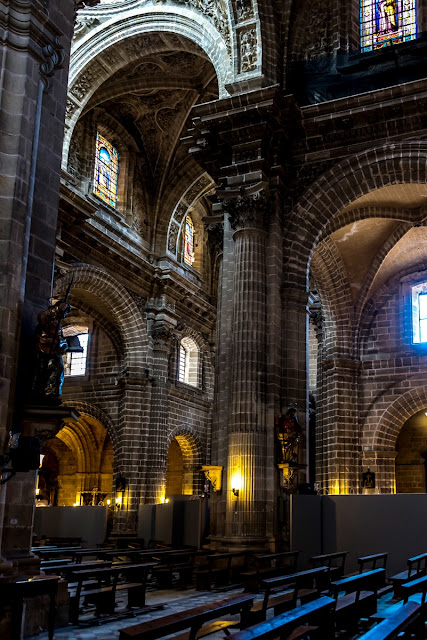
(360, 0, 417, 53)
(93, 132, 119, 208)
(412, 283, 427, 344)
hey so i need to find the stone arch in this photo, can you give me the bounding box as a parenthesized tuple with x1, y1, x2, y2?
(284, 142, 427, 291)
(166, 426, 203, 495)
(363, 382, 427, 453)
(54, 265, 147, 376)
(61, 400, 119, 454)
(64, 9, 233, 167)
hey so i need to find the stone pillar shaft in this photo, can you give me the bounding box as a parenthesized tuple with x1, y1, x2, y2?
(224, 192, 268, 544)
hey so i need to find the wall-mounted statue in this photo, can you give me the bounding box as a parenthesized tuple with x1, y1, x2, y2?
(275, 408, 302, 463)
(30, 279, 81, 405)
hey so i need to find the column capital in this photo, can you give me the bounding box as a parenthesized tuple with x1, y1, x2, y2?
(222, 188, 269, 234)
(151, 324, 175, 349)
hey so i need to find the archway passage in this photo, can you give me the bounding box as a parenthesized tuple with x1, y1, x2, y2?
(165, 434, 198, 497)
(396, 409, 427, 493)
(38, 414, 114, 507)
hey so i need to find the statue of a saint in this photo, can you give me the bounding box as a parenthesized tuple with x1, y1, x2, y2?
(275, 408, 302, 463)
(30, 299, 71, 404)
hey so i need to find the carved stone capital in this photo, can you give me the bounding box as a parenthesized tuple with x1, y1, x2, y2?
(205, 221, 224, 255)
(202, 465, 223, 492)
(222, 189, 269, 233)
(151, 324, 174, 349)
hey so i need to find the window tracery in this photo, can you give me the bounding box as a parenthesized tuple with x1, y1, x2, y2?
(93, 132, 119, 208)
(360, 0, 417, 52)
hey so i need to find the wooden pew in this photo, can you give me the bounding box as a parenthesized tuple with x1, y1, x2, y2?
(246, 566, 329, 624)
(330, 568, 386, 632)
(152, 550, 197, 589)
(69, 562, 155, 623)
(358, 601, 422, 639)
(32, 546, 82, 560)
(0, 575, 59, 640)
(358, 553, 389, 573)
(220, 595, 335, 640)
(195, 552, 247, 591)
(241, 551, 299, 593)
(42, 560, 112, 578)
(310, 551, 347, 582)
(391, 552, 427, 598)
(401, 572, 427, 604)
(119, 593, 254, 640)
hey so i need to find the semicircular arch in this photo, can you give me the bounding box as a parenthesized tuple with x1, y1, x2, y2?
(54, 266, 147, 376)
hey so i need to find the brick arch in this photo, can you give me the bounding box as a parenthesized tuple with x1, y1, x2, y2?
(61, 400, 118, 454)
(168, 426, 203, 468)
(284, 142, 427, 291)
(54, 266, 147, 376)
(364, 382, 427, 452)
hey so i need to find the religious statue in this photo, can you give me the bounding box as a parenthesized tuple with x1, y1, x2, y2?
(275, 408, 302, 463)
(377, 0, 398, 34)
(30, 299, 71, 404)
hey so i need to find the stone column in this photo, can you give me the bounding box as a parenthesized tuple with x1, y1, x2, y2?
(223, 190, 268, 545)
(281, 287, 310, 484)
(322, 357, 362, 494)
(144, 322, 175, 504)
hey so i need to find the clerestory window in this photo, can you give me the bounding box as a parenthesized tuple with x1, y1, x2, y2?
(178, 337, 199, 387)
(93, 132, 119, 208)
(360, 0, 417, 53)
(184, 215, 195, 266)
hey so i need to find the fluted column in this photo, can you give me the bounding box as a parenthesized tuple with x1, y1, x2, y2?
(223, 191, 268, 544)
(144, 323, 175, 504)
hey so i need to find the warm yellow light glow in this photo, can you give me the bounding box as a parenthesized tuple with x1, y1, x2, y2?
(231, 470, 242, 495)
(106, 499, 111, 506)
(36, 488, 40, 496)
(425, 411, 427, 417)
(116, 495, 122, 505)
(39, 454, 45, 469)
(165, 498, 170, 504)
(73, 502, 79, 507)
(159, 496, 165, 504)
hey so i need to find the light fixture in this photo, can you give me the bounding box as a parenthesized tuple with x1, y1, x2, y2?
(232, 488, 240, 497)
(165, 498, 170, 504)
(106, 499, 111, 506)
(115, 495, 122, 509)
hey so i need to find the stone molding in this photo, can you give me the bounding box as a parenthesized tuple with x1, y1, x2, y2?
(151, 324, 175, 348)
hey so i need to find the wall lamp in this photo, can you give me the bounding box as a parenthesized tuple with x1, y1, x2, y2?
(232, 488, 240, 497)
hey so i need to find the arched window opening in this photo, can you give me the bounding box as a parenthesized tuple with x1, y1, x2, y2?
(178, 337, 199, 387)
(63, 331, 89, 377)
(93, 132, 119, 208)
(360, 0, 417, 52)
(184, 215, 195, 266)
(412, 282, 427, 344)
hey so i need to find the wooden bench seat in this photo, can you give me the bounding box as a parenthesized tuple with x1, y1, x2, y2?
(310, 551, 347, 584)
(195, 552, 247, 590)
(221, 595, 335, 640)
(391, 552, 427, 598)
(358, 601, 422, 639)
(330, 568, 386, 632)
(241, 551, 299, 593)
(69, 562, 155, 623)
(246, 566, 329, 624)
(153, 551, 196, 589)
(119, 593, 254, 640)
(401, 572, 427, 604)
(358, 553, 389, 573)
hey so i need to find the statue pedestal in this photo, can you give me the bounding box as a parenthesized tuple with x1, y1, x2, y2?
(1, 404, 79, 574)
(277, 462, 306, 493)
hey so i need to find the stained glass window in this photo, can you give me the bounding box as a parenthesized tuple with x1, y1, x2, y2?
(184, 215, 195, 266)
(360, 0, 417, 52)
(93, 132, 119, 208)
(412, 283, 427, 343)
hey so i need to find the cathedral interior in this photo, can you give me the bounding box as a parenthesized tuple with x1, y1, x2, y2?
(3, 0, 427, 637)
